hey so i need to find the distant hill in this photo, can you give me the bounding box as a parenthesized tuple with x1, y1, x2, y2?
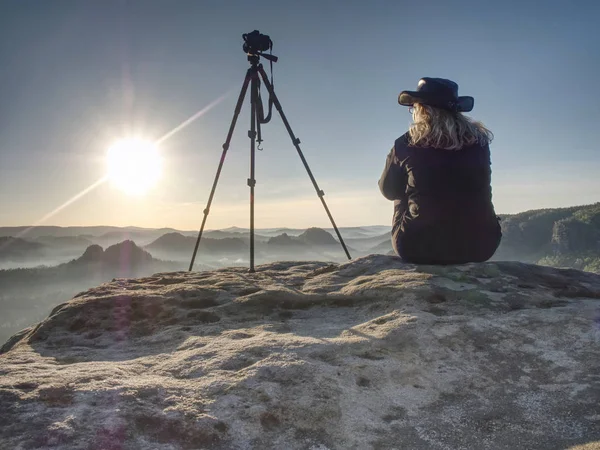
(33, 235, 92, 250)
(267, 233, 306, 246)
(369, 239, 394, 255)
(0, 237, 46, 261)
(495, 202, 600, 272)
(68, 240, 157, 272)
(323, 226, 390, 239)
(0, 226, 151, 239)
(203, 237, 247, 253)
(203, 230, 239, 239)
(146, 233, 247, 255)
(33, 235, 91, 246)
(201, 230, 270, 242)
(298, 228, 338, 246)
(78, 244, 104, 263)
(219, 226, 248, 233)
(98, 240, 153, 267)
(345, 232, 392, 251)
(264, 228, 340, 247)
(146, 232, 194, 253)
(96, 230, 150, 243)
(268, 228, 305, 237)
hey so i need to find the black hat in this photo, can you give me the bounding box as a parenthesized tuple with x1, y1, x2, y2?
(398, 77, 474, 112)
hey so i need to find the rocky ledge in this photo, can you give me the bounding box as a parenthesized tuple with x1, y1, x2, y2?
(1, 255, 599, 449)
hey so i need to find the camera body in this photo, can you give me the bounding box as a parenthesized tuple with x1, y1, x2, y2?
(242, 30, 272, 54)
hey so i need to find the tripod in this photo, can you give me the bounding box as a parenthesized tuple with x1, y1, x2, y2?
(189, 53, 351, 272)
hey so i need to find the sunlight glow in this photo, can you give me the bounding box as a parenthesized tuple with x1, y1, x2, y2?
(107, 138, 162, 195)
(0, 92, 229, 249)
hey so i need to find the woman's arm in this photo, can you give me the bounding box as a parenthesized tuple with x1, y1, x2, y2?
(378, 146, 407, 200)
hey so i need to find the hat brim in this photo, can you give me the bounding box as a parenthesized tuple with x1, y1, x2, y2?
(398, 91, 474, 112)
(455, 96, 474, 112)
(398, 91, 426, 107)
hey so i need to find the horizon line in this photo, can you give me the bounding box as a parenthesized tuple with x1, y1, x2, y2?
(1, 200, 599, 231)
(0, 224, 391, 231)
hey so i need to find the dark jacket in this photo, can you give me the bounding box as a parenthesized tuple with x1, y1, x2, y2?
(379, 133, 501, 264)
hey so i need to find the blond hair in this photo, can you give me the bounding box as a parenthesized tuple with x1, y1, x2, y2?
(408, 103, 493, 150)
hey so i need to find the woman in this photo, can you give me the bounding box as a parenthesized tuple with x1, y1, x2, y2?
(379, 77, 502, 264)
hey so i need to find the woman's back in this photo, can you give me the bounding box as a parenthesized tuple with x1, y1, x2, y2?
(380, 77, 502, 264)
(394, 133, 495, 224)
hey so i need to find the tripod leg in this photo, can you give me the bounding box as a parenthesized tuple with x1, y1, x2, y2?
(189, 70, 252, 271)
(257, 66, 352, 261)
(248, 71, 258, 273)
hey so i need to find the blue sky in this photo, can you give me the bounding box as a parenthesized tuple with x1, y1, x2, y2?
(0, 0, 598, 229)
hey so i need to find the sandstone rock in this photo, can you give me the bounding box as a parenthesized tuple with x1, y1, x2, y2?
(78, 244, 104, 263)
(298, 227, 338, 246)
(1, 255, 599, 449)
(102, 240, 154, 267)
(267, 233, 305, 246)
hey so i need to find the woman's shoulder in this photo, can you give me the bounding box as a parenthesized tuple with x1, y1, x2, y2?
(393, 133, 411, 156)
(395, 132, 410, 147)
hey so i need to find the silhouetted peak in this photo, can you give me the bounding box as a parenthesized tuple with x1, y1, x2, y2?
(79, 244, 104, 262)
(298, 227, 337, 245)
(149, 232, 187, 246)
(103, 240, 154, 266)
(267, 233, 304, 246)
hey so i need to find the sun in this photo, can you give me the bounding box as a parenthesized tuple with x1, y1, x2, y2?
(106, 138, 162, 195)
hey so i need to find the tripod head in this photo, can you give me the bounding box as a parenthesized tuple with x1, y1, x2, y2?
(247, 52, 278, 65)
(243, 30, 278, 65)
(243, 30, 278, 128)
(247, 54, 261, 67)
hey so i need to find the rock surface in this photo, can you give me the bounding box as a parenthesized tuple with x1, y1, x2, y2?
(1, 255, 599, 450)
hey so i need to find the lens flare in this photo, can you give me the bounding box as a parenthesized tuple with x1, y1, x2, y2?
(106, 138, 162, 195)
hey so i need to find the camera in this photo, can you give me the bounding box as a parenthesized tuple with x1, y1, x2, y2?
(242, 30, 272, 54)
